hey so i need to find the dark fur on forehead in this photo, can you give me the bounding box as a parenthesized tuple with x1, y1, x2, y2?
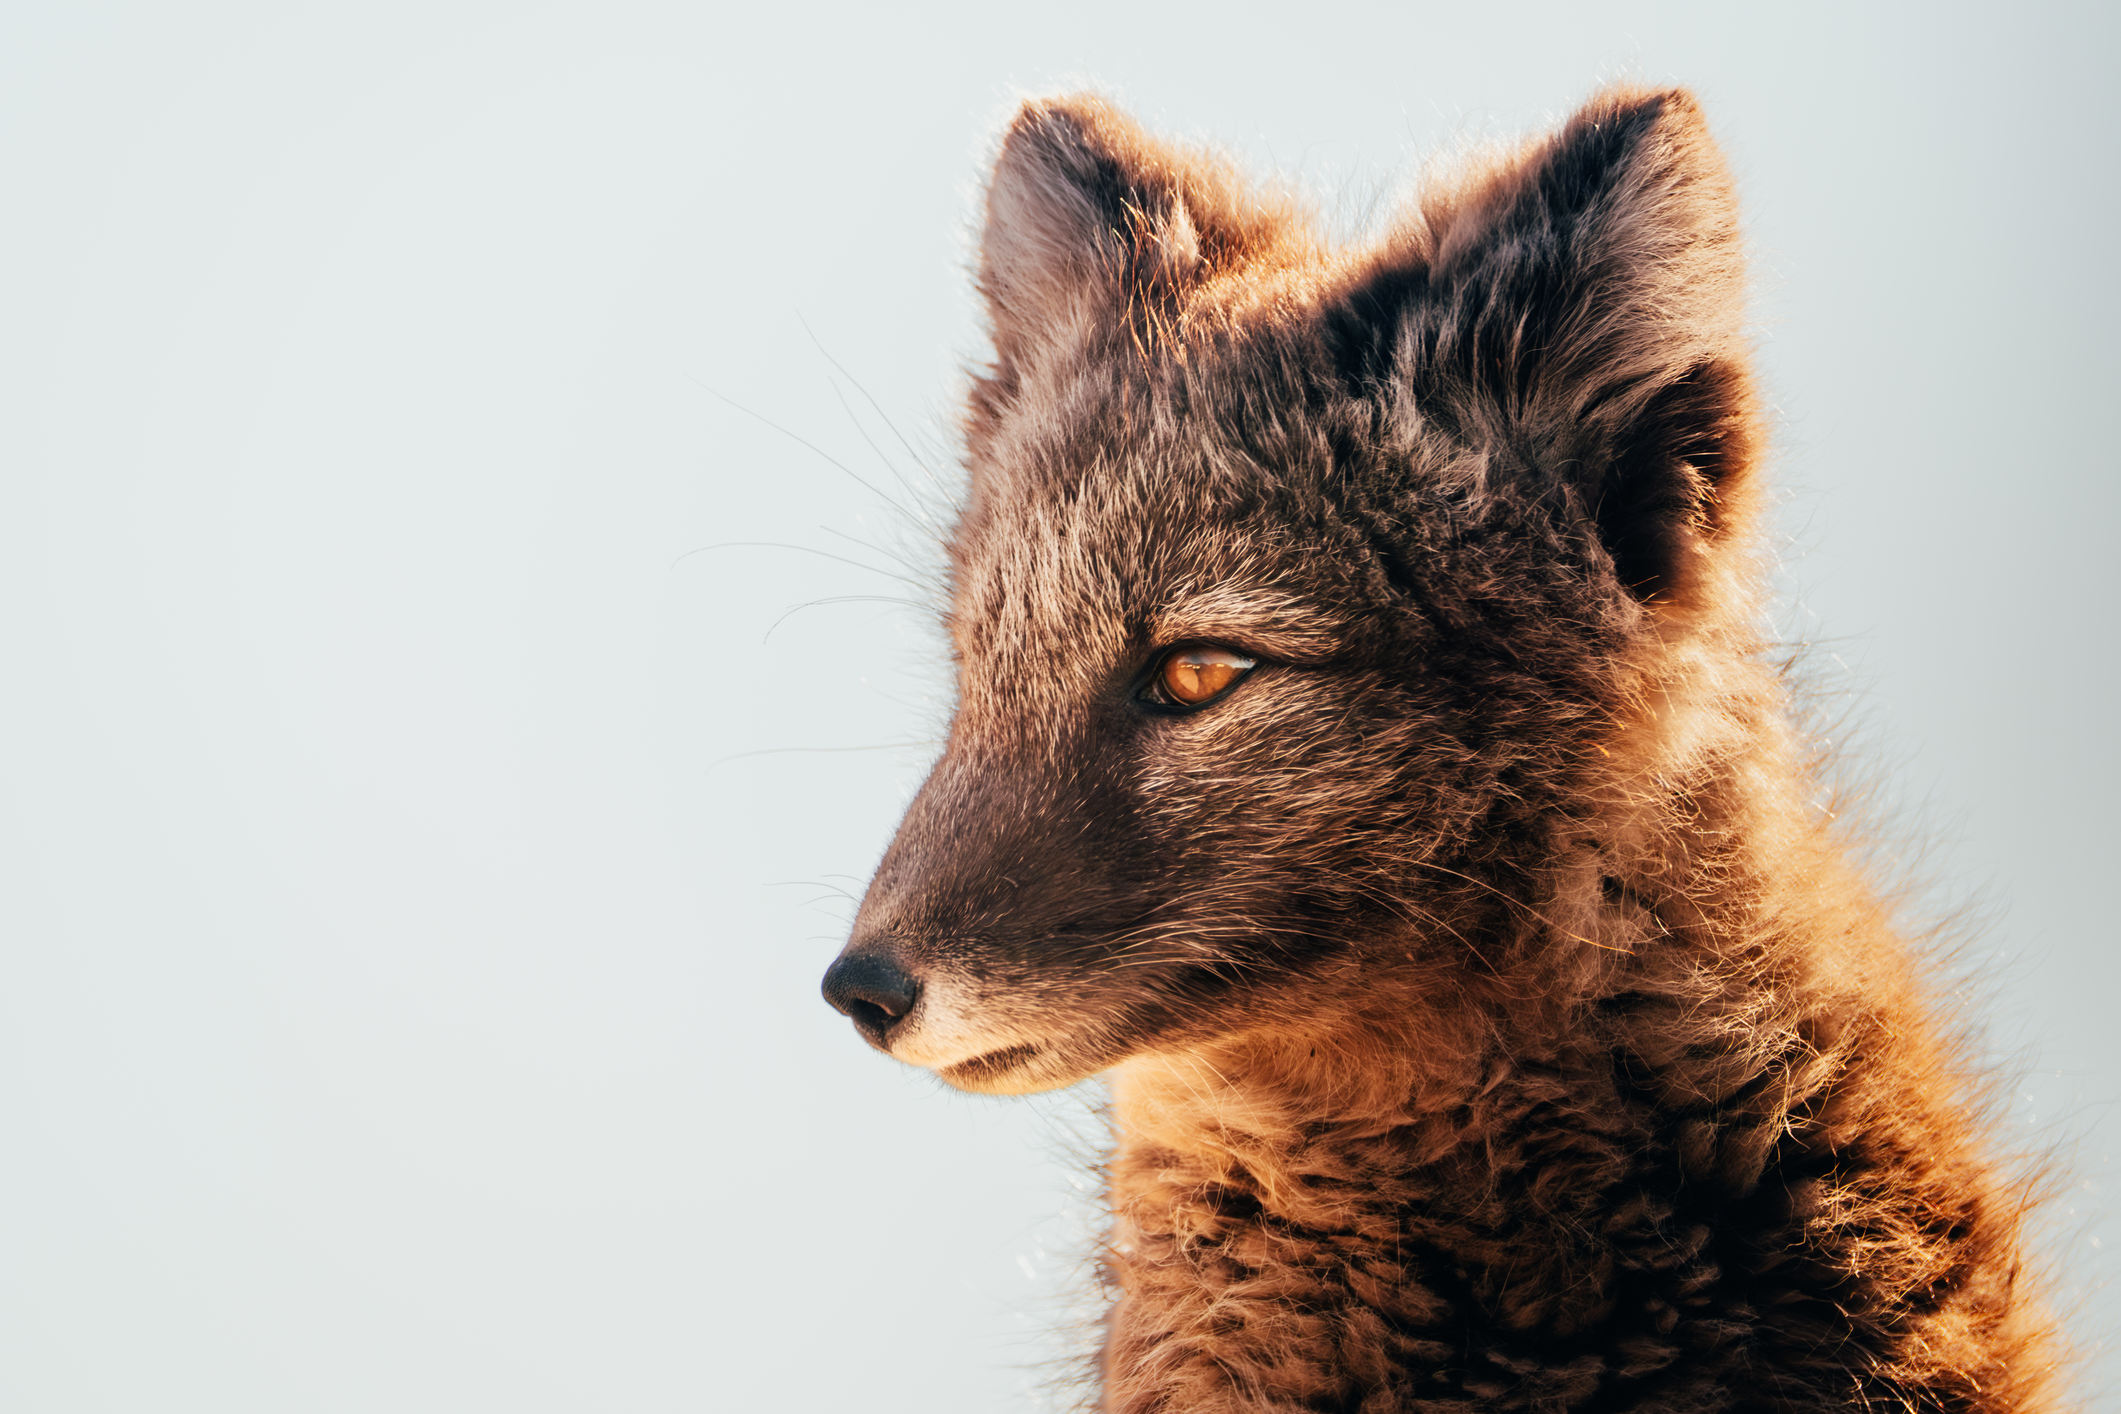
(969, 85, 1760, 611)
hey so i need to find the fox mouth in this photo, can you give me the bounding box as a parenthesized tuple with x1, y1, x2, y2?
(941, 1041, 1042, 1084)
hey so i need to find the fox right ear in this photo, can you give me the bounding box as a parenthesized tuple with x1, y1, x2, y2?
(975, 96, 1285, 380)
(1327, 87, 1762, 607)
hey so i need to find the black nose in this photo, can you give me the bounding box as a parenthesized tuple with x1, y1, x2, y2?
(821, 948, 921, 1047)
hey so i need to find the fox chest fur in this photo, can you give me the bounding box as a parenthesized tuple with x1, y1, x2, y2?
(820, 86, 2061, 1412)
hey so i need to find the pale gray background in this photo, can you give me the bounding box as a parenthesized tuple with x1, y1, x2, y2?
(3, 2, 2114, 1409)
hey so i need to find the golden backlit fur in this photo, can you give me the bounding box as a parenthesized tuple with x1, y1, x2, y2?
(821, 85, 2065, 1410)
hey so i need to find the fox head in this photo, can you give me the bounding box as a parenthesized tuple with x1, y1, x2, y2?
(822, 87, 1763, 1094)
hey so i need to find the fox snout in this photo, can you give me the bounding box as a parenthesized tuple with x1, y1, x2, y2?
(820, 915, 1071, 1094)
(819, 731, 1138, 1093)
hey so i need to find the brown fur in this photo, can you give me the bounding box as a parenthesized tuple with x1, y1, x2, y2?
(821, 86, 2065, 1411)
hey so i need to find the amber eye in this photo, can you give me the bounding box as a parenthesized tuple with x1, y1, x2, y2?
(1148, 645, 1257, 710)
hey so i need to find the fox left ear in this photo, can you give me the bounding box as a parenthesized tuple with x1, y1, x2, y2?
(974, 95, 1292, 387)
(1331, 87, 1762, 605)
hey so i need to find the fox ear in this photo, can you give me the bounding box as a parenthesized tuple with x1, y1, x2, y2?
(976, 96, 1283, 376)
(1333, 87, 1761, 604)
(978, 96, 1202, 367)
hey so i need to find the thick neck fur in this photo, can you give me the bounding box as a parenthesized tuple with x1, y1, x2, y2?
(1098, 646, 2059, 1413)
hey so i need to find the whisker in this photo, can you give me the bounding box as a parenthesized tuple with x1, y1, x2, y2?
(820, 524, 933, 579)
(704, 740, 942, 772)
(670, 539, 924, 589)
(694, 378, 927, 526)
(764, 879, 861, 903)
(761, 593, 924, 644)
(797, 313, 948, 492)
(820, 375, 945, 529)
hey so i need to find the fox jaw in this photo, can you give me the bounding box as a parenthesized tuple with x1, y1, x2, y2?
(823, 86, 1759, 1096)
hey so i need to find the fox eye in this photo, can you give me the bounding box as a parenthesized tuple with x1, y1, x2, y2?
(1146, 645, 1257, 710)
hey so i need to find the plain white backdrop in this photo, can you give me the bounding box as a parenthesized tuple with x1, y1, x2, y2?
(4, 2, 2115, 1409)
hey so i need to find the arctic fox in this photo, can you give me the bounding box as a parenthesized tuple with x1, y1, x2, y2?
(822, 86, 2061, 1412)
